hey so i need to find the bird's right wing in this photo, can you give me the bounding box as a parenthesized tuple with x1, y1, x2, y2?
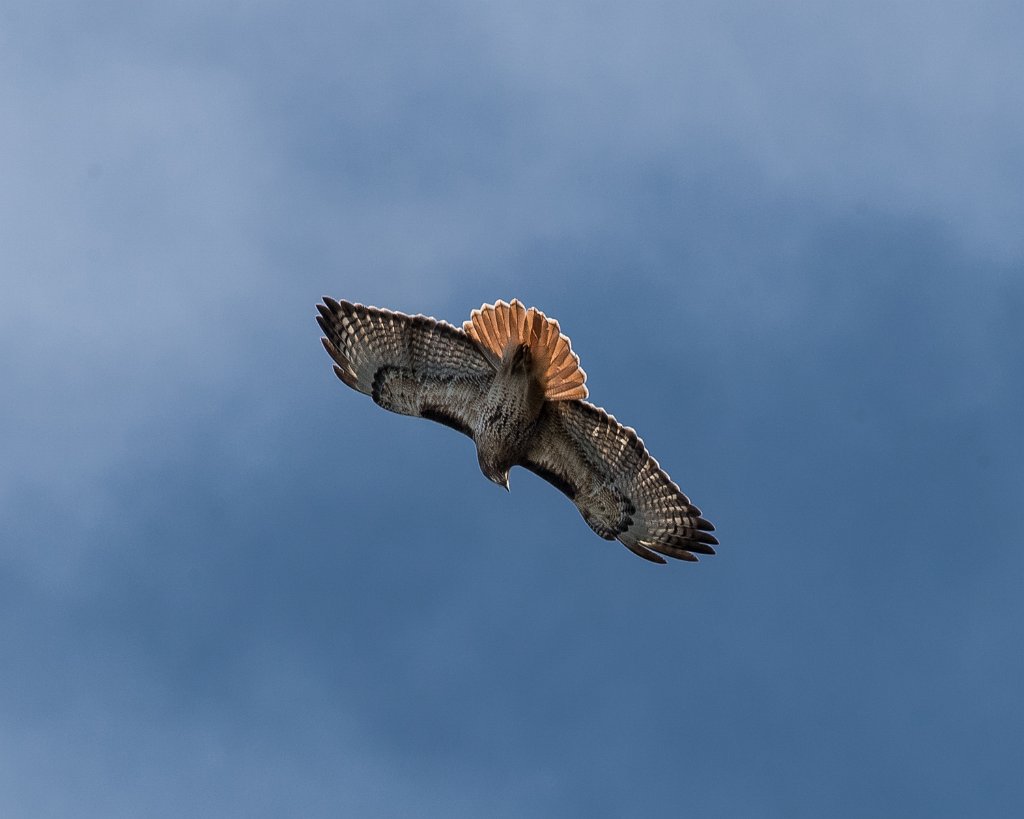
(317, 298, 494, 439)
(520, 400, 717, 563)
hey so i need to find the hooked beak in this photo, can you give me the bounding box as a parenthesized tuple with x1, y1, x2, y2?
(479, 457, 511, 491)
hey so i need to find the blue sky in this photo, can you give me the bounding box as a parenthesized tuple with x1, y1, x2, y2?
(2, 2, 1023, 816)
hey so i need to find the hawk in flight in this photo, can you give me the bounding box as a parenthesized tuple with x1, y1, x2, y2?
(316, 298, 717, 564)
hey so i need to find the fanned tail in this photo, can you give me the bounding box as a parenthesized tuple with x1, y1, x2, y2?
(464, 299, 588, 401)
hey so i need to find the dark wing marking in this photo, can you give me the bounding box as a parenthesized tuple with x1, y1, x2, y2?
(520, 401, 717, 564)
(317, 298, 493, 438)
(420, 405, 474, 438)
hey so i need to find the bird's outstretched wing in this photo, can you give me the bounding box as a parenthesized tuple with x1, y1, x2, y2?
(317, 298, 494, 438)
(520, 401, 717, 563)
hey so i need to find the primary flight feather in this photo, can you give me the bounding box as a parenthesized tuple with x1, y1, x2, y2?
(316, 298, 717, 564)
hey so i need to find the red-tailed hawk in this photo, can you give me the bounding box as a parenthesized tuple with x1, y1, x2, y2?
(316, 298, 717, 564)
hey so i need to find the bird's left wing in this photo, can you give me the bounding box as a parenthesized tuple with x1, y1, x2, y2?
(317, 298, 494, 438)
(520, 400, 717, 563)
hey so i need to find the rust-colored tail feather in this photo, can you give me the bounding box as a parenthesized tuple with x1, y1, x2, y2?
(464, 300, 588, 401)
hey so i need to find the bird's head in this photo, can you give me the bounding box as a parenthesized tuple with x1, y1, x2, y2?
(477, 453, 510, 491)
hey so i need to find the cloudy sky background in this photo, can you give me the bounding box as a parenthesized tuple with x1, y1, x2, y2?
(2, 2, 1023, 816)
